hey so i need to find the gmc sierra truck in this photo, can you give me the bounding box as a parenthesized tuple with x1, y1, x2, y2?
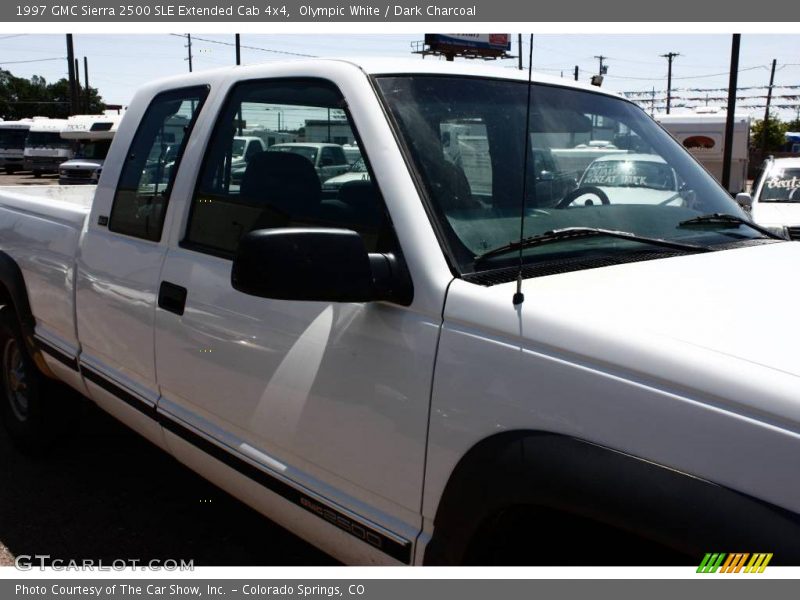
(1, 59, 799, 566)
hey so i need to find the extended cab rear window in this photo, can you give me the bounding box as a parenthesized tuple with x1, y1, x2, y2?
(108, 86, 209, 242)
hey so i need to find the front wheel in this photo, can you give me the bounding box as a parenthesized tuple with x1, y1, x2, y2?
(0, 306, 76, 454)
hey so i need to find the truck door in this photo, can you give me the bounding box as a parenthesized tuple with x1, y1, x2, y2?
(154, 78, 439, 562)
(76, 86, 208, 445)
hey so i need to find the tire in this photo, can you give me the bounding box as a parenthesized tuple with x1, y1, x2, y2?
(0, 305, 76, 455)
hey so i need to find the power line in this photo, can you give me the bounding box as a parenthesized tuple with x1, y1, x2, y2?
(169, 34, 316, 58)
(0, 57, 66, 65)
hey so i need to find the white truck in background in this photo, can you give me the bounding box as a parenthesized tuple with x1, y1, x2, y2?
(656, 108, 751, 194)
(0, 59, 799, 566)
(0, 120, 32, 174)
(23, 118, 73, 177)
(58, 113, 123, 185)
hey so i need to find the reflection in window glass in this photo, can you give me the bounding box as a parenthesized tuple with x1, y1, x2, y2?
(108, 87, 207, 241)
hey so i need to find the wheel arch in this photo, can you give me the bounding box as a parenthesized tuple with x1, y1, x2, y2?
(423, 430, 800, 565)
(0, 250, 54, 377)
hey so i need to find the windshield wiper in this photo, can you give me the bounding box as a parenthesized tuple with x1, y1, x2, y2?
(677, 213, 785, 239)
(475, 227, 710, 263)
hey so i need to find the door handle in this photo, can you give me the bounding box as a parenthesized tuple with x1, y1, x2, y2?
(158, 281, 188, 316)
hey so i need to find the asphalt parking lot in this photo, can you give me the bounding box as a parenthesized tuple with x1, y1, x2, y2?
(0, 172, 59, 186)
(0, 398, 336, 567)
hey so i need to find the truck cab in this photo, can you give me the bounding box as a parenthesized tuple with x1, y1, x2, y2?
(1, 59, 799, 566)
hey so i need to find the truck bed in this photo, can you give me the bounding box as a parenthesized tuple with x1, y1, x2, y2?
(0, 185, 93, 225)
(0, 185, 95, 358)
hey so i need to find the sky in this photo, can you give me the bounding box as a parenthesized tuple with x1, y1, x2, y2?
(1, 33, 799, 119)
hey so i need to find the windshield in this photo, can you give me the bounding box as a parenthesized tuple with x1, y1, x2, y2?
(349, 157, 367, 172)
(0, 128, 29, 149)
(231, 138, 246, 158)
(26, 131, 71, 149)
(269, 145, 317, 163)
(759, 168, 800, 202)
(377, 76, 764, 274)
(75, 140, 111, 160)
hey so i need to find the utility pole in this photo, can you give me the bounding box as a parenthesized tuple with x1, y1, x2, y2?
(185, 33, 193, 73)
(661, 52, 680, 114)
(760, 58, 777, 159)
(574, 65, 579, 81)
(235, 34, 241, 65)
(594, 55, 608, 75)
(66, 34, 78, 115)
(517, 34, 523, 70)
(83, 56, 90, 113)
(721, 34, 741, 193)
(74, 58, 81, 112)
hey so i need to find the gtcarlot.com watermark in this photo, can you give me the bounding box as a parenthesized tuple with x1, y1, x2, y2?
(14, 555, 194, 571)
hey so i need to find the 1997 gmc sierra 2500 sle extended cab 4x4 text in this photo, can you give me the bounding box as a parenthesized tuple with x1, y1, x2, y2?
(0, 59, 799, 566)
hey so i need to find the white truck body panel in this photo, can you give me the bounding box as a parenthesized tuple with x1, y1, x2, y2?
(0, 59, 798, 565)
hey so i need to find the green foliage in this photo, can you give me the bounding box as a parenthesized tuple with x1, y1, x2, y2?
(0, 68, 105, 120)
(786, 117, 800, 132)
(750, 112, 788, 151)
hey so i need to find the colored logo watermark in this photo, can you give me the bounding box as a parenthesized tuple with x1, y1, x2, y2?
(697, 553, 773, 573)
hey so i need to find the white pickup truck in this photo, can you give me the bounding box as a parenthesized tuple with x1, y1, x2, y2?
(1, 59, 799, 566)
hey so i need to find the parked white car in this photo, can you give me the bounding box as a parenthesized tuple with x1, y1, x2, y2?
(573, 154, 683, 206)
(321, 156, 370, 192)
(750, 156, 800, 240)
(0, 59, 798, 567)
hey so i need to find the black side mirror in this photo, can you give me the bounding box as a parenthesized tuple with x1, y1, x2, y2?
(231, 228, 411, 304)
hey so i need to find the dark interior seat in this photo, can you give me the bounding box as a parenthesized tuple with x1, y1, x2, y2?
(241, 151, 321, 230)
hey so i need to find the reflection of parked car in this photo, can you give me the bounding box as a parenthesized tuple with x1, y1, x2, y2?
(232, 142, 349, 185)
(269, 143, 349, 179)
(574, 154, 682, 206)
(322, 157, 370, 192)
(750, 156, 800, 240)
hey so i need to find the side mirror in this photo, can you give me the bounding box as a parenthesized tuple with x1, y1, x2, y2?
(231, 228, 411, 304)
(735, 192, 753, 213)
(538, 170, 555, 182)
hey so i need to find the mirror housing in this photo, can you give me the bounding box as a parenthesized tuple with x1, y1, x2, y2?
(735, 192, 753, 213)
(231, 228, 411, 304)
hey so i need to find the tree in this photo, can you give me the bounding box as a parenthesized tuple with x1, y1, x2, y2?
(750, 112, 788, 152)
(0, 68, 105, 120)
(786, 117, 800, 133)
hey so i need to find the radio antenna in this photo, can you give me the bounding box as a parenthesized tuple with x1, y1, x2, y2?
(513, 34, 535, 306)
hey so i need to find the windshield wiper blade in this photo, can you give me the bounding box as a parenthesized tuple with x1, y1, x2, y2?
(475, 227, 710, 263)
(678, 213, 785, 239)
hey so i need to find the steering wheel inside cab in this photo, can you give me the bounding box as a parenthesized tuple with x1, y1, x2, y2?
(555, 186, 610, 209)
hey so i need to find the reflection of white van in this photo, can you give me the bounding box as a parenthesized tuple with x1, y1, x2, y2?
(0, 120, 32, 174)
(24, 118, 72, 177)
(656, 109, 750, 194)
(58, 114, 122, 185)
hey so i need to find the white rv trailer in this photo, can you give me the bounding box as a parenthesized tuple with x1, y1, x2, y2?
(0, 119, 32, 174)
(23, 118, 72, 177)
(656, 109, 751, 194)
(58, 113, 123, 184)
